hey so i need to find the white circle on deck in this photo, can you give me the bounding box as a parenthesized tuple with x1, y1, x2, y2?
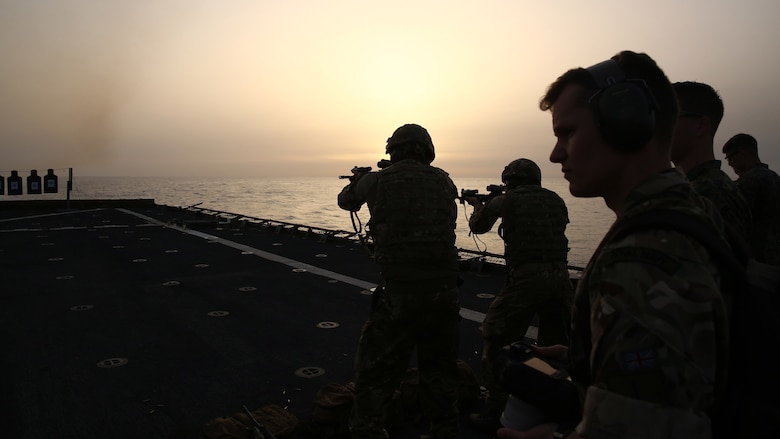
(476, 293, 496, 299)
(317, 321, 340, 329)
(292, 268, 307, 273)
(208, 311, 230, 317)
(315, 254, 328, 258)
(272, 243, 283, 246)
(295, 367, 325, 378)
(97, 357, 128, 368)
(165, 249, 178, 253)
(239, 286, 256, 292)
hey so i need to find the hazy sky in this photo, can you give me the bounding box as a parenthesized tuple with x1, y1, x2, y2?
(2, 0, 778, 179)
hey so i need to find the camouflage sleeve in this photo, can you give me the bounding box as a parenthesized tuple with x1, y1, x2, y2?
(578, 229, 727, 437)
(468, 195, 503, 234)
(578, 386, 713, 438)
(735, 168, 763, 207)
(337, 172, 378, 212)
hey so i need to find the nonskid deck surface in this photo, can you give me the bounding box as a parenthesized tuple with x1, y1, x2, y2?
(0, 203, 516, 439)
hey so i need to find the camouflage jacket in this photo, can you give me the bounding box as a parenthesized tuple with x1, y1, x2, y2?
(570, 169, 729, 438)
(685, 159, 751, 241)
(736, 163, 780, 266)
(468, 184, 570, 266)
(337, 159, 459, 280)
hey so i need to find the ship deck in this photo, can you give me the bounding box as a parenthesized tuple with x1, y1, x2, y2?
(0, 200, 542, 439)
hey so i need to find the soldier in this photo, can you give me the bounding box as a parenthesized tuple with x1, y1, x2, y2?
(671, 81, 751, 240)
(464, 158, 574, 434)
(497, 51, 729, 439)
(722, 133, 780, 266)
(337, 123, 461, 439)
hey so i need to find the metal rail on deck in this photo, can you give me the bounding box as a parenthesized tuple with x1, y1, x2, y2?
(171, 204, 586, 274)
(176, 205, 360, 241)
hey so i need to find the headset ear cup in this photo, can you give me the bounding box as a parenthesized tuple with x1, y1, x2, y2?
(594, 82, 655, 151)
(586, 59, 656, 152)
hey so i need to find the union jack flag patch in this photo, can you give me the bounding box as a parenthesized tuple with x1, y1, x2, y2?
(619, 348, 659, 371)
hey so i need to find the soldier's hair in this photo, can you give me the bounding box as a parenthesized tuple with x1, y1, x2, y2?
(723, 133, 759, 156)
(672, 81, 725, 132)
(539, 50, 678, 150)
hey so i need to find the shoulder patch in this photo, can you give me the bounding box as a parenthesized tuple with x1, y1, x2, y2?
(599, 246, 680, 274)
(619, 348, 659, 372)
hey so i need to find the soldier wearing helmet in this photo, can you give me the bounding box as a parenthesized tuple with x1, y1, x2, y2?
(385, 123, 436, 164)
(501, 158, 543, 186)
(337, 123, 461, 439)
(463, 158, 574, 434)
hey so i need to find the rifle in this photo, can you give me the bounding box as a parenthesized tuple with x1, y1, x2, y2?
(459, 184, 505, 204)
(241, 405, 277, 439)
(338, 159, 393, 179)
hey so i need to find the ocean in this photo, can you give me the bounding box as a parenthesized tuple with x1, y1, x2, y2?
(4, 174, 615, 269)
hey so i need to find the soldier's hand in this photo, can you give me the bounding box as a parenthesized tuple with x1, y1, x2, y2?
(348, 168, 369, 182)
(349, 172, 364, 183)
(529, 344, 569, 363)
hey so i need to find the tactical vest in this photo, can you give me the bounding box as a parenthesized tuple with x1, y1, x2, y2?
(368, 160, 457, 265)
(499, 186, 569, 265)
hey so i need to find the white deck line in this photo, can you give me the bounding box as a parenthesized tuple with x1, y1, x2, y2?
(121, 208, 496, 325)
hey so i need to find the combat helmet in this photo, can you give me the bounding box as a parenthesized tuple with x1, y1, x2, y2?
(385, 123, 435, 164)
(501, 158, 541, 186)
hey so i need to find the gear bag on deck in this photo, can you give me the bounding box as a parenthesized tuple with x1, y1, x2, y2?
(200, 404, 298, 439)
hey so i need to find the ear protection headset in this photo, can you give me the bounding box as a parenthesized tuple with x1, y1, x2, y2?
(586, 59, 657, 152)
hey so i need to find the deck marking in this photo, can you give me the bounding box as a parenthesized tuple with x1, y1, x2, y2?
(119, 208, 489, 324)
(0, 208, 102, 223)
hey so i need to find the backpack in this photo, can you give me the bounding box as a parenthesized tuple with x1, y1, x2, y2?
(611, 209, 780, 437)
(307, 382, 356, 439)
(305, 381, 404, 438)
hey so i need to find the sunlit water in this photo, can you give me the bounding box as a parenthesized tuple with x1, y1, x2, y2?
(5, 175, 615, 269)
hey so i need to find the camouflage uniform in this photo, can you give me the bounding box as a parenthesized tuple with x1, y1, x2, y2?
(735, 163, 780, 266)
(570, 169, 729, 438)
(469, 184, 573, 413)
(338, 159, 461, 439)
(685, 159, 751, 240)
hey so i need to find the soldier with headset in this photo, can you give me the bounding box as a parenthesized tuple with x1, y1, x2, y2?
(496, 51, 729, 439)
